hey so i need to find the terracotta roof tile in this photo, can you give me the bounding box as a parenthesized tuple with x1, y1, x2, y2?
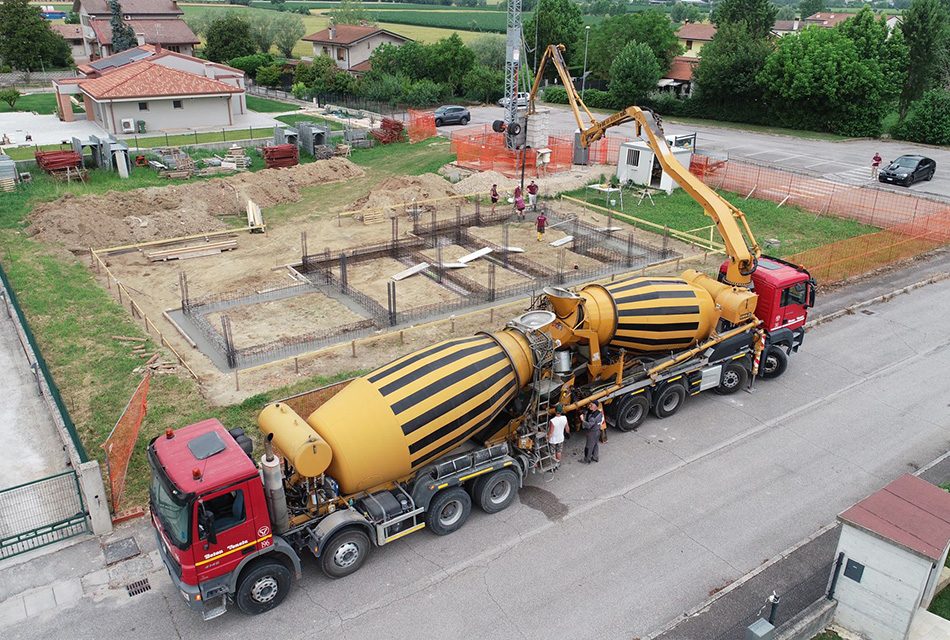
(79, 60, 242, 100)
(350, 60, 373, 73)
(51, 24, 83, 40)
(75, 0, 183, 17)
(676, 23, 717, 41)
(665, 56, 698, 82)
(804, 12, 857, 27)
(90, 18, 198, 46)
(303, 24, 408, 46)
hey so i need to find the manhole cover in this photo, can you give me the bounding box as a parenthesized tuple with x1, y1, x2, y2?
(103, 537, 140, 566)
(126, 578, 151, 597)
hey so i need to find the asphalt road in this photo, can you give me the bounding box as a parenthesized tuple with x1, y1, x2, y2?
(441, 105, 950, 201)
(6, 275, 950, 639)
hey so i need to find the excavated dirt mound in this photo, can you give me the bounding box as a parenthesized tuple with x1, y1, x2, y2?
(451, 166, 606, 197)
(27, 158, 364, 251)
(349, 173, 455, 213)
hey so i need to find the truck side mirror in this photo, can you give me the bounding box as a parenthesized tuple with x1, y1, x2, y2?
(807, 280, 817, 308)
(198, 503, 217, 545)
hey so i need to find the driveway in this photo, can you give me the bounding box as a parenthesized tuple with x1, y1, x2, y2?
(0, 112, 105, 147)
(448, 105, 950, 202)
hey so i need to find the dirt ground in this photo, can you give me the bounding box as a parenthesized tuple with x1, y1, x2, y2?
(335, 257, 461, 308)
(419, 244, 534, 289)
(205, 293, 364, 349)
(467, 222, 605, 271)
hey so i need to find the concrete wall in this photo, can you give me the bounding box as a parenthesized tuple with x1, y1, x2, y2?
(774, 599, 837, 640)
(98, 96, 232, 134)
(833, 525, 934, 640)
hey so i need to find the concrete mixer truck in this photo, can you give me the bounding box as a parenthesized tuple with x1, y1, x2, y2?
(148, 84, 815, 619)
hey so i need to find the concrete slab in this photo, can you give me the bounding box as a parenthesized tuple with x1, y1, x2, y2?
(21, 588, 55, 617)
(0, 112, 105, 147)
(102, 537, 139, 566)
(51, 580, 82, 607)
(909, 609, 950, 640)
(0, 596, 26, 626)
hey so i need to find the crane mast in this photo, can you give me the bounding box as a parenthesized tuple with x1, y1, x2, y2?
(503, 0, 523, 149)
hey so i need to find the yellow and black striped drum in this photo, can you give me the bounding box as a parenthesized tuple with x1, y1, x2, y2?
(588, 276, 717, 353)
(297, 330, 534, 495)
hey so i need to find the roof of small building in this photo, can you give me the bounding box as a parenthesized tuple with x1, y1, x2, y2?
(665, 55, 699, 82)
(804, 12, 857, 27)
(51, 23, 84, 40)
(839, 474, 950, 562)
(676, 22, 717, 42)
(79, 60, 242, 100)
(74, 0, 183, 16)
(303, 24, 409, 46)
(772, 20, 801, 32)
(78, 44, 241, 77)
(89, 17, 199, 46)
(350, 59, 373, 73)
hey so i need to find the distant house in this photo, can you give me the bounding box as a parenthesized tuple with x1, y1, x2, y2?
(302, 23, 410, 74)
(52, 45, 246, 133)
(658, 56, 699, 98)
(72, 0, 199, 60)
(676, 22, 717, 59)
(802, 12, 857, 28)
(51, 23, 87, 64)
(771, 19, 802, 37)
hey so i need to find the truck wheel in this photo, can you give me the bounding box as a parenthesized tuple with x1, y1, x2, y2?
(235, 560, 291, 615)
(651, 384, 686, 419)
(613, 394, 650, 432)
(426, 487, 471, 536)
(320, 528, 372, 579)
(715, 363, 748, 395)
(474, 469, 518, 514)
(760, 347, 788, 380)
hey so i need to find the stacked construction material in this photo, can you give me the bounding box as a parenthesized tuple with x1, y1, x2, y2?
(370, 118, 405, 145)
(263, 144, 299, 168)
(0, 154, 16, 192)
(35, 150, 82, 173)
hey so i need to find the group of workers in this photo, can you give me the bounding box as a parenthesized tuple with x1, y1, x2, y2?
(546, 401, 608, 469)
(488, 180, 548, 242)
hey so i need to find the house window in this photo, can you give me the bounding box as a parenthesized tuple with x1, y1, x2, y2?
(198, 491, 246, 538)
(167, 45, 180, 53)
(686, 40, 693, 50)
(337, 47, 345, 61)
(138, 102, 149, 111)
(323, 46, 329, 55)
(626, 149, 640, 167)
(173, 100, 183, 109)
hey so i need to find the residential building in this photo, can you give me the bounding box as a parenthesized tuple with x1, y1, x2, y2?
(53, 45, 246, 134)
(676, 22, 717, 59)
(771, 19, 801, 37)
(51, 23, 87, 64)
(302, 22, 410, 74)
(802, 12, 857, 28)
(72, 0, 199, 60)
(658, 56, 699, 98)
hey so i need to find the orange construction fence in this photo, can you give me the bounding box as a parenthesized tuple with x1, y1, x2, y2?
(691, 155, 950, 284)
(102, 371, 151, 514)
(408, 109, 437, 144)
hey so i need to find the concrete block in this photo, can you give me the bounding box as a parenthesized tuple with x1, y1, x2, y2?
(0, 596, 27, 625)
(22, 588, 56, 617)
(77, 461, 112, 536)
(51, 580, 82, 607)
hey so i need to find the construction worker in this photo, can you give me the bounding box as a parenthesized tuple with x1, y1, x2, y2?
(547, 404, 569, 464)
(527, 180, 539, 211)
(536, 211, 547, 242)
(514, 186, 526, 221)
(582, 402, 602, 463)
(871, 152, 883, 180)
(490, 184, 499, 213)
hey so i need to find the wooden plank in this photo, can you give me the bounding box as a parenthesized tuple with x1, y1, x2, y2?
(458, 247, 492, 264)
(503, 246, 525, 253)
(392, 262, 430, 280)
(550, 236, 574, 247)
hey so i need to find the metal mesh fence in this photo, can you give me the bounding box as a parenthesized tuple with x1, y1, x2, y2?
(408, 109, 437, 144)
(0, 471, 87, 559)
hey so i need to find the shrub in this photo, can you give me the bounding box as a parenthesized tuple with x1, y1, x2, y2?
(228, 53, 275, 78)
(0, 88, 21, 109)
(892, 89, 950, 145)
(542, 86, 568, 104)
(254, 64, 283, 88)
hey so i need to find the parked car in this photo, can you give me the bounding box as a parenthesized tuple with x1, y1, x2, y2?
(434, 105, 470, 127)
(497, 92, 530, 108)
(878, 155, 936, 187)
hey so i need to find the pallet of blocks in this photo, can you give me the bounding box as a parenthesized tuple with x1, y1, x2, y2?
(155, 147, 195, 178)
(263, 144, 298, 168)
(222, 145, 251, 170)
(144, 239, 238, 262)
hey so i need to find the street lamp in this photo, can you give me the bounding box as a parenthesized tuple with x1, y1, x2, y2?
(582, 25, 591, 100)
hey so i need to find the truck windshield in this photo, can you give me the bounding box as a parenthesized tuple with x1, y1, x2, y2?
(150, 471, 191, 548)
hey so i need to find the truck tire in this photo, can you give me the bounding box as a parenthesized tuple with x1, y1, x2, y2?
(715, 362, 748, 395)
(651, 383, 686, 419)
(760, 347, 788, 380)
(612, 394, 650, 432)
(426, 487, 471, 536)
(235, 560, 292, 615)
(320, 528, 372, 579)
(474, 469, 518, 514)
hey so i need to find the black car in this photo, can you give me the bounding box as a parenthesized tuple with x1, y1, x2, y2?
(878, 155, 936, 187)
(434, 105, 470, 127)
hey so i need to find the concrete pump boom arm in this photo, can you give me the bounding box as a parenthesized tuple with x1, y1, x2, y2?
(527, 45, 761, 284)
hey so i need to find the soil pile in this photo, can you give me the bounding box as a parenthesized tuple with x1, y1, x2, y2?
(451, 166, 605, 197)
(27, 158, 364, 251)
(348, 174, 454, 213)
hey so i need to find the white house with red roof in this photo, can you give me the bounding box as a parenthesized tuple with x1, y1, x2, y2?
(51, 23, 87, 64)
(73, 0, 199, 59)
(676, 22, 716, 59)
(52, 45, 246, 134)
(302, 22, 410, 74)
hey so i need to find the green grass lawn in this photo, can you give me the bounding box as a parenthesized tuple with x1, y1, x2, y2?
(276, 113, 344, 131)
(563, 185, 878, 257)
(932, 587, 950, 621)
(246, 95, 300, 113)
(811, 632, 843, 640)
(0, 93, 60, 115)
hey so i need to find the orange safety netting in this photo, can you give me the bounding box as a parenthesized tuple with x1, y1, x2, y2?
(408, 110, 437, 143)
(690, 155, 950, 284)
(102, 371, 151, 513)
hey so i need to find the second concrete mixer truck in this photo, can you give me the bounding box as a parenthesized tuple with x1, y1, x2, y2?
(149, 100, 815, 619)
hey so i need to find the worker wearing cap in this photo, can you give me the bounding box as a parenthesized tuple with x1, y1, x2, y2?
(527, 180, 539, 211)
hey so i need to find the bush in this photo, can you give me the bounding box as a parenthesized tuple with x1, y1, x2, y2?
(542, 86, 568, 104)
(228, 53, 275, 78)
(0, 88, 21, 109)
(255, 64, 283, 88)
(582, 88, 617, 110)
(892, 89, 950, 145)
(403, 78, 450, 106)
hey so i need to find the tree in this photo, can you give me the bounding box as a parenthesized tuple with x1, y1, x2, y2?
(758, 27, 888, 136)
(65, 11, 80, 24)
(469, 34, 506, 70)
(670, 2, 702, 23)
(0, 0, 73, 71)
(249, 13, 277, 54)
(838, 7, 908, 105)
(693, 21, 771, 119)
(463, 64, 504, 103)
(186, 11, 214, 38)
(798, 0, 824, 19)
(328, 0, 372, 26)
(429, 33, 474, 94)
(713, 0, 777, 39)
(109, 0, 138, 53)
(775, 5, 797, 20)
(892, 89, 950, 145)
(524, 0, 583, 79)
(255, 64, 283, 87)
(272, 12, 306, 57)
(609, 41, 661, 107)
(228, 53, 275, 78)
(899, 0, 949, 118)
(204, 14, 255, 63)
(0, 88, 21, 109)
(587, 11, 682, 79)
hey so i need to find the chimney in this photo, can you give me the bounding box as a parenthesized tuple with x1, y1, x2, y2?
(328, 19, 335, 41)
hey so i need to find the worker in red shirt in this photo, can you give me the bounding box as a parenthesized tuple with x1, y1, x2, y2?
(871, 152, 882, 179)
(527, 180, 539, 211)
(536, 211, 547, 242)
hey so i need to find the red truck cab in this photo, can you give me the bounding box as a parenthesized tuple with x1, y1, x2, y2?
(148, 419, 299, 619)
